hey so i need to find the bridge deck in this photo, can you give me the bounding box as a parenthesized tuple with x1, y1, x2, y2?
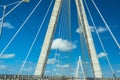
(0, 75, 120, 80)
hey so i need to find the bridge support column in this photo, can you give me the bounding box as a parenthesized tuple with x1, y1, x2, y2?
(75, 0, 102, 78)
(34, 0, 63, 76)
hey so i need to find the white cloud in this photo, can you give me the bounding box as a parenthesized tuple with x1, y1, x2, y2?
(0, 65, 6, 70)
(45, 71, 50, 74)
(56, 64, 69, 69)
(76, 27, 88, 33)
(90, 26, 95, 32)
(1, 22, 15, 29)
(51, 38, 76, 52)
(9, 69, 14, 72)
(75, 26, 107, 33)
(98, 52, 107, 58)
(23, 67, 34, 72)
(54, 53, 60, 57)
(47, 58, 56, 64)
(76, 28, 81, 33)
(0, 54, 15, 59)
(76, 26, 95, 34)
(97, 26, 107, 33)
(84, 61, 89, 64)
(53, 69, 57, 71)
(117, 70, 120, 73)
(25, 61, 36, 65)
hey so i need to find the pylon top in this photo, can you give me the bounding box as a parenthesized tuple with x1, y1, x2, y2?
(22, 0, 30, 3)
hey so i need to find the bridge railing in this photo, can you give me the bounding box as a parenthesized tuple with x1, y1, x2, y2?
(0, 74, 63, 80)
(0, 75, 120, 80)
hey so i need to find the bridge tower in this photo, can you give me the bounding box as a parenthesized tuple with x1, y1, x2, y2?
(75, 0, 102, 78)
(35, 0, 103, 78)
(34, 0, 63, 76)
(75, 56, 85, 79)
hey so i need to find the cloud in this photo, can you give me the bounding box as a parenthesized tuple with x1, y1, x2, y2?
(23, 67, 34, 72)
(84, 61, 89, 64)
(25, 61, 36, 65)
(9, 69, 15, 72)
(98, 52, 107, 58)
(0, 54, 15, 59)
(117, 70, 120, 73)
(0, 65, 6, 70)
(75, 26, 94, 34)
(47, 58, 56, 64)
(51, 38, 76, 52)
(54, 53, 60, 57)
(90, 26, 95, 32)
(75, 26, 107, 33)
(1, 22, 15, 29)
(97, 26, 107, 33)
(56, 64, 69, 69)
(76, 27, 87, 33)
(76, 28, 81, 33)
(45, 71, 50, 74)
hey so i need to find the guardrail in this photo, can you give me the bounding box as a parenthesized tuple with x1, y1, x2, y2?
(0, 75, 120, 80)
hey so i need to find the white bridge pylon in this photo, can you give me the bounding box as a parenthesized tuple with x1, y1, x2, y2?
(35, 0, 103, 78)
(75, 56, 85, 79)
(34, 0, 63, 76)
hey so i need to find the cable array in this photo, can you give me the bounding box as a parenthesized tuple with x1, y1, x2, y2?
(91, 0, 120, 49)
(0, 1, 22, 37)
(51, 0, 72, 76)
(0, 1, 23, 21)
(18, 0, 54, 74)
(0, 6, 6, 37)
(51, 0, 65, 76)
(0, 0, 119, 78)
(0, 0, 42, 57)
(84, 0, 116, 78)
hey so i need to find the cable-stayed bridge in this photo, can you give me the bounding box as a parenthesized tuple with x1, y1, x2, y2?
(0, 0, 120, 79)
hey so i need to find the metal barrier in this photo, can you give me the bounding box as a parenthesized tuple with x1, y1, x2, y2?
(0, 75, 120, 80)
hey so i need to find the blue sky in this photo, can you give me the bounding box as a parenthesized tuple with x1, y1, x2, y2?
(0, 0, 120, 78)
